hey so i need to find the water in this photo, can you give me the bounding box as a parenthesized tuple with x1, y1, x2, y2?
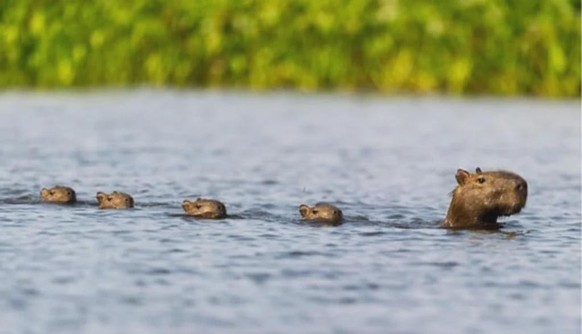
(0, 90, 579, 334)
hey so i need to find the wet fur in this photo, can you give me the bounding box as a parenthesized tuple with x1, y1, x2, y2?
(182, 198, 227, 219)
(299, 203, 343, 225)
(96, 191, 134, 209)
(443, 167, 527, 229)
(40, 186, 77, 204)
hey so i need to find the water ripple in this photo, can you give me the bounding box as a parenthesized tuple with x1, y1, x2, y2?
(0, 92, 578, 334)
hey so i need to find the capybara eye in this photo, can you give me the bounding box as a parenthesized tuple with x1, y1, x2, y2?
(477, 177, 485, 184)
(125, 198, 131, 203)
(67, 191, 72, 196)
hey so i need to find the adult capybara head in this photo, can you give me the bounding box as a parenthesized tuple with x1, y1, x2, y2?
(182, 198, 227, 219)
(443, 167, 527, 229)
(299, 203, 343, 225)
(96, 191, 134, 209)
(40, 186, 77, 204)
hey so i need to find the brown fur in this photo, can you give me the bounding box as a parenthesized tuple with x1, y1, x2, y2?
(40, 186, 77, 204)
(442, 167, 527, 229)
(96, 191, 134, 209)
(299, 203, 343, 225)
(182, 198, 227, 219)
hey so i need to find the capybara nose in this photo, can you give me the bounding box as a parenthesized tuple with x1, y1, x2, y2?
(515, 180, 527, 194)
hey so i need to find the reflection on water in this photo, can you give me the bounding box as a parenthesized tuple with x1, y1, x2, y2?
(0, 91, 579, 334)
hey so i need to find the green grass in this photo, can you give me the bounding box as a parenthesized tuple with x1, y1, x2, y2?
(0, 0, 579, 96)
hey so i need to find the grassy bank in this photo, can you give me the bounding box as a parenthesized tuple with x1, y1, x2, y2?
(0, 0, 579, 96)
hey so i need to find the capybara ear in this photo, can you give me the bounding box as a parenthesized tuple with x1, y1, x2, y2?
(455, 169, 471, 185)
(182, 200, 191, 209)
(96, 192, 106, 203)
(299, 204, 310, 217)
(475, 167, 483, 174)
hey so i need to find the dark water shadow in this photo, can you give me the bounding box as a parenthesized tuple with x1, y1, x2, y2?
(139, 202, 178, 209)
(161, 213, 235, 224)
(0, 195, 39, 205)
(0, 196, 98, 207)
(323, 215, 442, 230)
(441, 219, 531, 238)
(294, 219, 343, 228)
(165, 213, 245, 220)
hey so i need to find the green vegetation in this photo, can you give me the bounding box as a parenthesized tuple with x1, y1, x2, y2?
(0, 0, 579, 96)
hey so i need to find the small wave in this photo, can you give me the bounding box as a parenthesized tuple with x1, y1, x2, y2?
(413, 261, 460, 269)
(358, 231, 388, 237)
(0, 196, 38, 205)
(276, 250, 329, 259)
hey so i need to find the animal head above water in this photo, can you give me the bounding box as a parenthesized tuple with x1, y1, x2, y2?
(299, 203, 343, 225)
(443, 167, 528, 229)
(96, 191, 134, 209)
(182, 198, 227, 219)
(40, 185, 77, 204)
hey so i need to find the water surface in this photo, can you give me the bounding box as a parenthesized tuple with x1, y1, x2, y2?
(0, 90, 580, 334)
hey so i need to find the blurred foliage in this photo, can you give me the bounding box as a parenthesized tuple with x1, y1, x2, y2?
(0, 0, 579, 96)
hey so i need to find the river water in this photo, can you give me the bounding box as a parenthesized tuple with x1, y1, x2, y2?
(0, 90, 579, 334)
